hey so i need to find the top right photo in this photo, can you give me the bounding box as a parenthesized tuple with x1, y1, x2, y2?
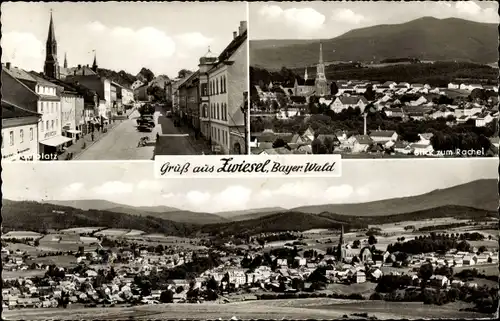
(249, 1, 499, 158)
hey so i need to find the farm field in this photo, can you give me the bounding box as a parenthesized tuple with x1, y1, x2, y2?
(2, 298, 491, 320)
(60, 227, 104, 234)
(31, 255, 78, 268)
(2, 231, 42, 239)
(3, 269, 46, 280)
(95, 229, 130, 237)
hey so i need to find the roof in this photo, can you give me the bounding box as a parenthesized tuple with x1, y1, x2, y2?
(212, 27, 247, 70)
(4, 66, 37, 83)
(2, 100, 41, 119)
(296, 78, 315, 86)
(264, 147, 292, 155)
(369, 130, 396, 137)
(354, 135, 372, 145)
(66, 66, 97, 77)
(1, 67, 39, 112)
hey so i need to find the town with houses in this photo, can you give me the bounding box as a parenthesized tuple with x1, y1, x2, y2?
(2, 11, 249, 161)
(2, 221, 498, 317)
(250, 43, 499, 157)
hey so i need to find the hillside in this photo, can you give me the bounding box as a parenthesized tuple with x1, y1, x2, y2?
(217, 207, 288, 219)
(43, 200, 227, 225)
(2, 200, 196, 236)
(201, 212, 347, 236)
(250, 17, 498, 69)
(292, 179, 498, 215)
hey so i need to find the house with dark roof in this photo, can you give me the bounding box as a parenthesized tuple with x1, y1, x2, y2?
(293, 77, 315, 96)
(331, 96, 368, 113)
(369, 130, 398, 142)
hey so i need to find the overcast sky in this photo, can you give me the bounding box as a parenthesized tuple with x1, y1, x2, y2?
(250, 1, 499, 40)
(2, 159, 496, 213)
(1, 1, 246, 78)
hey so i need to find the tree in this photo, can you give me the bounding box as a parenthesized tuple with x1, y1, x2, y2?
(419, 263, 434, 282)
(330, 82, 339, 96)
(364, 85, 375, 101)
(273, 138, 287, 149)
(139, 67, 155, 83)
(206, 277, 218, 291)
(352, 240, 361, 249)
(177, 69, 192, 79)
(160, 290, 174, 303)
(368, 235, 378, 245)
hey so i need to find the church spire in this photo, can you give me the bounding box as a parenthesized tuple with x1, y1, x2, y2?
(44, 9, 60, 79)
(319, 41, 323, 64)
(92, 50, 98, 72)
(64, 52, 68, 68)
(47, 10, 56, 44)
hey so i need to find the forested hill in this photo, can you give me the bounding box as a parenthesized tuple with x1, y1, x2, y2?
(251, 17, 498, 69)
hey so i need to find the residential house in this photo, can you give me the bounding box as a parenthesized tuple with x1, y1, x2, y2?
(475, 113, 494, 127)
(331, 96, 368, 113)
(178, 70, 201, 131)
(355, 271, 366, 283)
(393, 141, 413, 154)
(463, 256, 475, 265)
(131, 80, 144, 90)
(226, 270, 246, 286)
(369, 130, 398, 143)
(348, 135, 373, 153)
(417, 133, 434, 145)
(429, 275, 449, 288)
(134, 83, 149, 102)
(208, 21, 247, 155)
(448, 83, 459, 89)
(409, 96, 427, 106)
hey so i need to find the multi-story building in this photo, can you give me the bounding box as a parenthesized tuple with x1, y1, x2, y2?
(178, 71, 200, 130)
(198, 48, 218, 140)
(2, 100, 41, 162)
(207, 21, 247, 155)
(121, 86, 134, 106)
(3, 64, 69, 156)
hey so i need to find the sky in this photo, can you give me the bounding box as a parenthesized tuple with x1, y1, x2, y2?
(1, 1, 247, 78)
(250, 0, 499, 39)
(2, 158, 496, 213)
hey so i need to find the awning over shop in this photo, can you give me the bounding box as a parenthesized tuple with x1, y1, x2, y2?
(67, 130, 82, 134)
(39, 135, 72, 147)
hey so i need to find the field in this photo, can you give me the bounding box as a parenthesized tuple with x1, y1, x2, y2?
(60, 227, 104, 234)
(3, 269, 46, 280)
(95, 229, 131, 237)
(2, 298, 491, 320)
(2, 231, 42, 239)
(30, 255, 78, 268)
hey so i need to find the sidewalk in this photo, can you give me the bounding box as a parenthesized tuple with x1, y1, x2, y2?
(58, 120, 124, 160)
(174, 122, 213, 155)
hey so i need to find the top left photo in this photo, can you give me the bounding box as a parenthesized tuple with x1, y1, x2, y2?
(1, 1, 249, 161)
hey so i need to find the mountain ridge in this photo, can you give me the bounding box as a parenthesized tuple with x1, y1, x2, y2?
(250, 16, 498, 69)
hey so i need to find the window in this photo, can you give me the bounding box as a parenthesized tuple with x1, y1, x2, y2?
(217, 103, 219, 120)
(223, 76, 226, 93)
(46, 121, 49, 131)
(30, 128, 34, 141)
(20, 129, 24, 143)
(9, 131, 14, 146)
(201, 83, 208, 96)
(216, 80, 219, 95)
(51, 120, 54, 129)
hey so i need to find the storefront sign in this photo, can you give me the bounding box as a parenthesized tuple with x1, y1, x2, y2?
(44, 131, 57, 139)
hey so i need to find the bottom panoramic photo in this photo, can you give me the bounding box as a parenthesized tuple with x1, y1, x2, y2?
(1, 159, 498, 320)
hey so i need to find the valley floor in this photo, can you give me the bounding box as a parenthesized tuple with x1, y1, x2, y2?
(3, 298, 491, 320)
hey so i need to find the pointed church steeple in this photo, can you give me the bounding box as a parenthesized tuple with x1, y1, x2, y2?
(64, 52, 68, 69)
(92, 51, 98, 72)
(44, 10, 60, 79)
(315, 41, 328, 96)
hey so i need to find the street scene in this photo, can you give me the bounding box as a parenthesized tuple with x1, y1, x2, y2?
(1, 1, 249, 161)
(249, 1, 499, 158)
(2, 159, 498, 319)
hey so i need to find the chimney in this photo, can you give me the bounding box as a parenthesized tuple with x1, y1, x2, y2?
(6, 62, 11, 70)
(233, 31, 237, 39)
(239, 21, 247, 35)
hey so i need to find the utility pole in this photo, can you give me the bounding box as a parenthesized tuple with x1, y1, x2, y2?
(241, 91, 249, 154)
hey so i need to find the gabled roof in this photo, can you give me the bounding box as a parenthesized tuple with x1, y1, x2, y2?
(4, 66, 37, 83)
(1, 67, 39, 112)
(2, 100, 41, 119)
(212, 28, 247, 70)
(337, 96, 364, 105)
(354, 135, 372, 145)
(369, 130, 397, 137)
(296, 78, 315, 86)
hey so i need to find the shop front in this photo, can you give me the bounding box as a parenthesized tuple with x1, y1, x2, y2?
(39, 135, 72, 159)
